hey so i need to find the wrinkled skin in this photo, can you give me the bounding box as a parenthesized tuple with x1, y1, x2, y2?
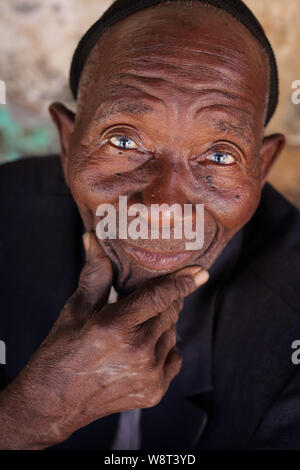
(50, 3, 284, 294)
(0, 234, 208, 449)
(0, 3, 285, 449)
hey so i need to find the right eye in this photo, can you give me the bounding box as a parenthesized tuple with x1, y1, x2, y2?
(109, 136, 138, 150)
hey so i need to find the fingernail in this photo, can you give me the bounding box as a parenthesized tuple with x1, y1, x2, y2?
(83, 232, 91, 252)
(194, 269, 209, 287)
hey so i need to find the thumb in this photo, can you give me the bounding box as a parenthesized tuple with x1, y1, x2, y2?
(76, 231, 113, 312)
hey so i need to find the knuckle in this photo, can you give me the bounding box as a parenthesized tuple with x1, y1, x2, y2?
(166, 328, 177, 348)
(144, 387, 164, 408)
(174, 296, 184, 312)
(169, 303, 180, 322)
(174, 352, 183, 369)
(169, 349, 183, 372)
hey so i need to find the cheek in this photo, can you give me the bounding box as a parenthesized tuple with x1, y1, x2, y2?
(213, 184, 261, 231)
(66, 156, 145, 229)
(199, 169, 262, 232)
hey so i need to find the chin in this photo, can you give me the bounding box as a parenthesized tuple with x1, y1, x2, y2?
(101, 232, 229, 296)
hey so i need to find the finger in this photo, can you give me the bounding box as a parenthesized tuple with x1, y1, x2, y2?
(140, 297, 184, 345)
(116, 266, 209, 325)
(154, 297, 184, 336)
(64, 232, 113, 323)
(80, 232, 113, 308)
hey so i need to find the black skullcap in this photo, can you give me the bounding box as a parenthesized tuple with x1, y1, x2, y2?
(70, 0, 279, 126)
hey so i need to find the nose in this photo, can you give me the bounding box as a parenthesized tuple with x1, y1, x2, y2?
(130, 158, 198, 230)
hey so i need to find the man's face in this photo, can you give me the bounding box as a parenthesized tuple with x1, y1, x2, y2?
(51, 4, 283, 294)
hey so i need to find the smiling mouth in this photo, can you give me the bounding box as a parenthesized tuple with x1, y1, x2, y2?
(120, 241, 197, 271)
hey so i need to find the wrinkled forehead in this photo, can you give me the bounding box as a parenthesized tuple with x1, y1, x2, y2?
(76, 3, 269, 133)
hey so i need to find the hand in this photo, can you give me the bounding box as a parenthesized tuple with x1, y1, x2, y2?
(0, 233, 209, 449)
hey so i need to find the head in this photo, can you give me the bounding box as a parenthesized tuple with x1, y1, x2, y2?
(50, 0, 285, 295)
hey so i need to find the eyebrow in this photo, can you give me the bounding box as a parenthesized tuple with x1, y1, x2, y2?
(91, 90, 159, 125)
(103, 101, 154, 118)
(212, 118, 253, 146)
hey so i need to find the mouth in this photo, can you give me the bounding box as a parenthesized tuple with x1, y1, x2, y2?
(120, 240, 196, 272)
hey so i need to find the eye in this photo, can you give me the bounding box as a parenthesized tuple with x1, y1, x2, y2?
(109, 136, 138, 150)
(207, 151, 236, 165)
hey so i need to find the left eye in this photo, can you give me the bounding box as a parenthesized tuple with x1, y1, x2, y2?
(109, 136, 137, 150)
(207, 151, 236, 165)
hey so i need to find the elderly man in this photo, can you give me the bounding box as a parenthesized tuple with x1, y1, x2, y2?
(0, 0, 299, 450)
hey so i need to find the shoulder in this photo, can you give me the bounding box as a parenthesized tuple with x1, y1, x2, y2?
(0, 155, 80, 258)
(211, 185, 300, 448)
(0, 155, 69, 196)
(249, 359, 300, 449)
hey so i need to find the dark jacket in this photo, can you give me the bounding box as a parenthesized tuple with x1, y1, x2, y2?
(0, 156, 300, 450)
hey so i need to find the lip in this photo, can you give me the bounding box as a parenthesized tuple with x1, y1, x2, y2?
(120, 241, 196, 271)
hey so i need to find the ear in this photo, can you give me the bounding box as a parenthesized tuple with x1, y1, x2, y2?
(49, 102, 75, 185)
(260, 133, 286, 187)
